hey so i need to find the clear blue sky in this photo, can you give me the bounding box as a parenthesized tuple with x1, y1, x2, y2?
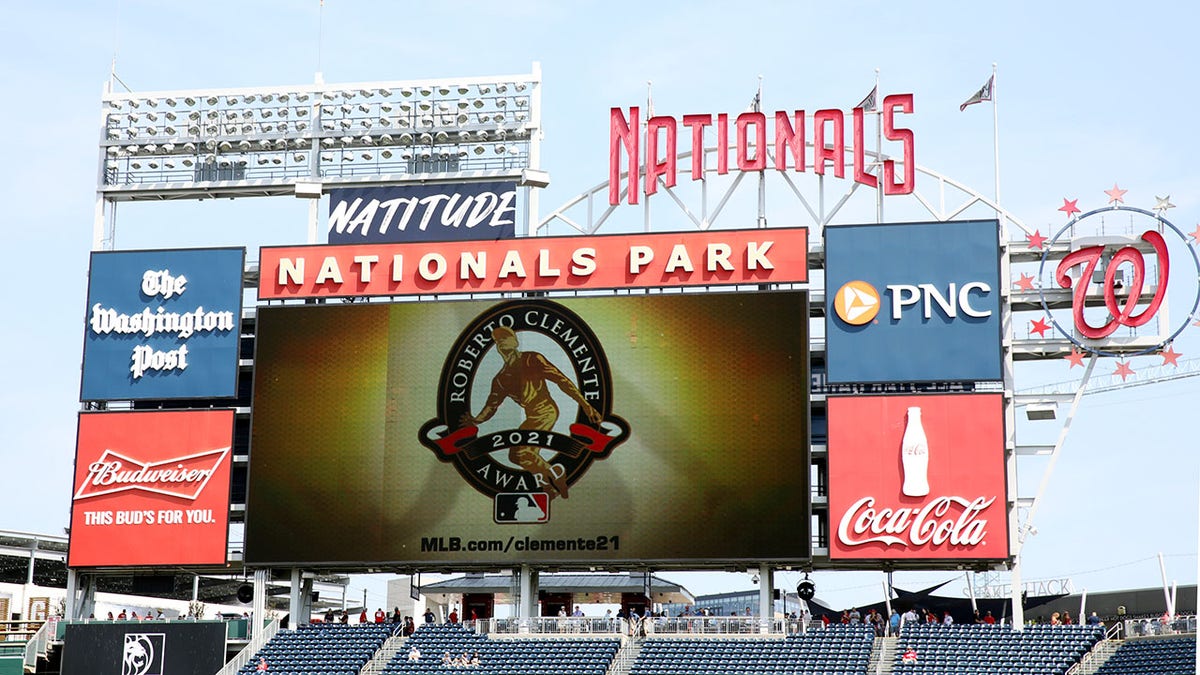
(0, 0, 1195, 613)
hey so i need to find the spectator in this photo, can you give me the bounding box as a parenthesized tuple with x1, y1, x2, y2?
(107, 611, 115, 621)
(1062, 611, 1073, 625)
(424, 608, 436, 624)
(118, 609, 128, 620)
(408, 646, 421, 661)
(1050, 612, 1061, 626)
(973, 609, 982, 624)
(889, 609, 900, 636)
(375, 608, 386, 624)
(984, 611, 996, 625)
(392, 607, 402, 624)
(849, 607, 861, 624)
(943, 611, 953, 627)
(821, 614, 831, 627)
(359, 609, 368, 623)
(1086, 611, 1101, 626)
(902, 607, 918, 629)
(470, 608, 478, 626)
(131, 611, 139, 620)
(449, 608, 459, 624)
(324, 608, 335, 624)
(404, 616, 416, 636)
(925, 609, 937, 625)
(840, 610, 850, 624)
(902, 648, 918, 665)
(340, 610, 349, 624)
(257, 657, 269, 671)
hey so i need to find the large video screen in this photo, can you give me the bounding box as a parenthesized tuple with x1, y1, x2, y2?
(246, 292, 810, 566)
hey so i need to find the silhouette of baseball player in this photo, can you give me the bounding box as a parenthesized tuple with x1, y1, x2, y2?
(461, 326, 602, 498)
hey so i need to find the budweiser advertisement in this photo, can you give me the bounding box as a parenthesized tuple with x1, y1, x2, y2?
(68, 410, 233, 567)
(258, 228, 807, 299)
(827, 393, 1008, 561)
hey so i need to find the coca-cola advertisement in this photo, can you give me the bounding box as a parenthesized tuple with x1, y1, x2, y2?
(827, 393, 1008, 561)
(68, 410, 233, 567)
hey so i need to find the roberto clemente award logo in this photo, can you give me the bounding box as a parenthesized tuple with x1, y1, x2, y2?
(419, 299, 630, 523)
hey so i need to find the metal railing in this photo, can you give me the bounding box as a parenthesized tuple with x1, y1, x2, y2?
(482, 616, 815, 636)
(1119, 615, 1196, 639)
(21, 619, 53, 672)
(213, 617, 279, 675)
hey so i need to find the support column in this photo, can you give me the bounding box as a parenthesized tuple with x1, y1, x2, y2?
(517, 566, 538, 630)
(289, 569, 303, 628)
(758, 564, 773, 633)
(251, 569, 269, 639)
(65, 569, 78, 619)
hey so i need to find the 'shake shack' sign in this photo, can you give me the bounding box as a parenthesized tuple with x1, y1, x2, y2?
(257, 229, 808, 299)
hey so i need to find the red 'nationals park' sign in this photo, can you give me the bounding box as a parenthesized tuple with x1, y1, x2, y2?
(258, 228, 808, 299)
(827, 393, 1009, 562)
(68, 410, 233, 567)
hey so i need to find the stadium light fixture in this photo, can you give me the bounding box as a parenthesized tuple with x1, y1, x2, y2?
(97, 66, 543, 202)
(1025, 403, 1057, 421)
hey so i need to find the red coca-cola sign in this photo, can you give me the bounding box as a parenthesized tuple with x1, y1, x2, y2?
(827, 393, 1008, 561)
(68, 410, 233, 567)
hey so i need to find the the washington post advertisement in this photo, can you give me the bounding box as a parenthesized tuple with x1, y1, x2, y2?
(245, 292, 810, 566)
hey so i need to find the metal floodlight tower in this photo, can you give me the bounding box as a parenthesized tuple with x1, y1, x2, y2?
(93, 64, 544, 248)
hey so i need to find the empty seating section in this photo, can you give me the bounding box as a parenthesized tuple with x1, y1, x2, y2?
(1094, 636, 1195, 675)
(382, 623, 620, 675)
(237, 622, 394, 675)
(632, 624, 874, 675)
(893, 624, 1104, 675)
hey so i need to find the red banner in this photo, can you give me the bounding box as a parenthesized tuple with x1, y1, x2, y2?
(257, 228, 808, 299)
(827, 394, 1009, 561)
(68, 410, 233, 567)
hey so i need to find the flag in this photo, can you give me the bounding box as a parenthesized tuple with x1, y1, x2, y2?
(960, 75, 994, 111)
(856, 85, 878, 112)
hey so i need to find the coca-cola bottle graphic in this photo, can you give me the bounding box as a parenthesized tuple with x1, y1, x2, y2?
(901, 406, 930, 497)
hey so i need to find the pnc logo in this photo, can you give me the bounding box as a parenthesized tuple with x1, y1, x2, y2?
(834, 280, 993, 325)
(833, 280, 881, 325)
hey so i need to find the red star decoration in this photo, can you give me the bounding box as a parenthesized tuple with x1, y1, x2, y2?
(1189, 224, 1200, 244)
(1064, 348, 1086, 368)
(1030, 317, 1052, 337)
(1013, 273, 1035, 291)
(1113, 361, 1135, 381)
(1104, 184, 1127, 204)
(1059, 198, 1081, 218)
(1160, 346, 1183, 367)
(1026, 230, 1047, 250)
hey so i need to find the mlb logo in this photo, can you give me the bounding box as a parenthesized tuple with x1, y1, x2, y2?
(122, 633, 165, 675)
(494, 493, 550, 524)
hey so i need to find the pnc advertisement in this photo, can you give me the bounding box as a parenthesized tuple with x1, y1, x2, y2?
(824, 220, 1001, 384)
(68, 410, 233, 567)
(245, 292, 810, 566)
(826, 393, 1008, 561)
(80, 247, 245, 401)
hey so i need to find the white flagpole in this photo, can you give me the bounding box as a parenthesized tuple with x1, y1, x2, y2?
(644, 80, 652, 232)
(875, 67, 882, 224)
(992, 63, 1002, 232)
(756, 75, 766, 228)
